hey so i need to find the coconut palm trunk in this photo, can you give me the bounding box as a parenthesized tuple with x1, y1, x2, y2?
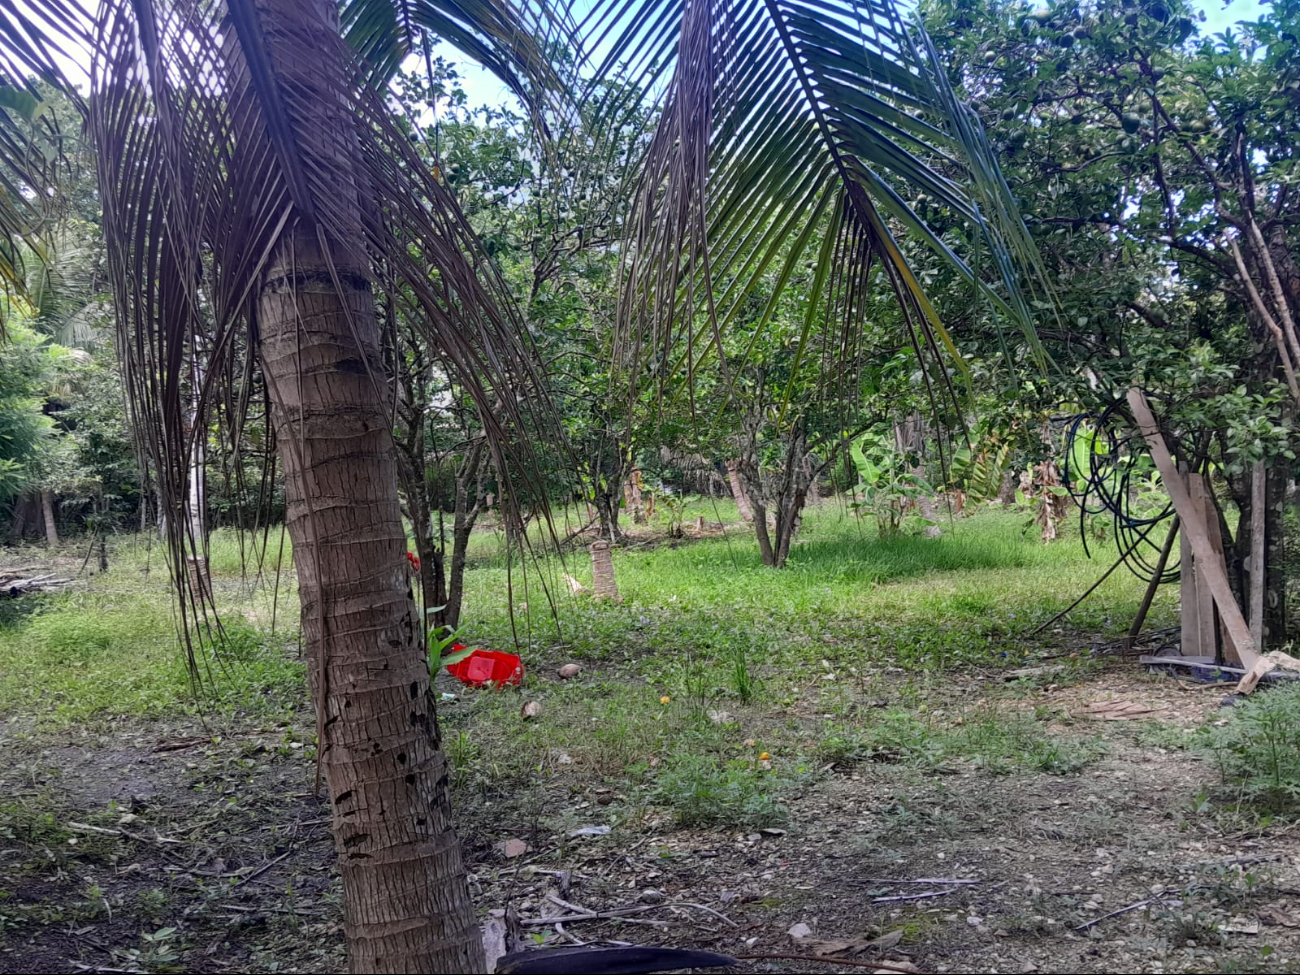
(41, 490, 58, 546)
(248, 1, 482, 971)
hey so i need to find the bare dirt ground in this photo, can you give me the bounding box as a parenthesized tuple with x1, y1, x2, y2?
(3, 661, 1297, 975)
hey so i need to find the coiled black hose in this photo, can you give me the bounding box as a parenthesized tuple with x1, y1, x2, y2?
(1062, 403, 1180, 584)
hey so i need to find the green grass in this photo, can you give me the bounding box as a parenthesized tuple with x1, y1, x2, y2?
(0, 534, 304, 725)
(458, 505, 1171, 673)
(1, 504, 1166, 727)
(0, 502, 1158, 843)
(816, 706, 1106, 775)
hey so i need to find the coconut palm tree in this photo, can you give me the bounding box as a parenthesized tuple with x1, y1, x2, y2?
(0, 1, 1040, 972)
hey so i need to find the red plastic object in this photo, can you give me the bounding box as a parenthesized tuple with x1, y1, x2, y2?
(446, 646, 525, 688)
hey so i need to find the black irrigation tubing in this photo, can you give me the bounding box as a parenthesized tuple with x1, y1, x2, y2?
(1027, 511, 1166, 638)
(1062, 402, 1180, 585)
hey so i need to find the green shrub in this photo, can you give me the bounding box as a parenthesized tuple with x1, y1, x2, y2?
(652, 753, 788, 827)
(25, 613, 115, 661)
(1199, 685, 1300, 814)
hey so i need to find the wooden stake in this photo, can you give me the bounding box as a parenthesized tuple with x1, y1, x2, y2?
(1179, 485, 1200, 658)
(1126, 516, 1178, 648)
(1126, 389, 1259, 669)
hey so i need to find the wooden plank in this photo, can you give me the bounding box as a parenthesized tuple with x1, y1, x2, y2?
(1179, 498, 1200, 657)
(1250, 460, 1266, 648)
(1197, 473, 1242, 665)
(1127, 388, 1259, 669)
(1190, 473, 1219, 659)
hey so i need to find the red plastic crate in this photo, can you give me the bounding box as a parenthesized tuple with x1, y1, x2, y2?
(446, 647, 525, 688)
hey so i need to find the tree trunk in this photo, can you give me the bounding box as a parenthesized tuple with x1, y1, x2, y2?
(726, 459, 754, 522)
(752, 497, 776, 566)
(41, 491, 59, 547)
(623, 467, 646, 524)
(772, 488, 807, 568)
(914, 468, 942, 538)
(593, 491, 622, 544)
(444, 442, 485, 631)
(186, 334, 210, 597)
(805, 454, 821, 506)
(997, 469, 1017, 506)
(1264, 461, 1289, 648)
(249, 0, 482, 971)
(9, 493, 33, 543)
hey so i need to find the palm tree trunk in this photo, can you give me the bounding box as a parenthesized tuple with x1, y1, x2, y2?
(41, 490, 58, 547)
(249, 0, 482, 970)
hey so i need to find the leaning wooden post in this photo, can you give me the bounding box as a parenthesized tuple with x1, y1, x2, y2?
(590, 539, 620, 601)
(1127, 389, 1259, 669)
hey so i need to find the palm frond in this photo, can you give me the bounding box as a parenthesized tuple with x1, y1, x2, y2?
(341, 0, 569, 107)
(0, 3, 91, 313)
(599, 0, 1049, 407)
(84, 0, 558, 656)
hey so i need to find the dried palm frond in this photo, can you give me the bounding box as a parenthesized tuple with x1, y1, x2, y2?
(592, 0, 1049, 411)
(75, 0, 559, 668)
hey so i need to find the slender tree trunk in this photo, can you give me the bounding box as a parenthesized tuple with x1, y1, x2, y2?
(186, 332, 211, 595)
(41, 491, 59, 547)
(249, 0, 482, 971)
(9, 493, 33, 543)
(805, 454, 821, 506)
(444, 443, 485, 631)
(726, 459, 754, 522)
(1264, 461, 1289, 647)
(772, 488, 807, 568)
(915, 470, 942, 538)
(186, 429, 210, 596)
(752, 497, 776, 566)
(593, 492, 622, 544)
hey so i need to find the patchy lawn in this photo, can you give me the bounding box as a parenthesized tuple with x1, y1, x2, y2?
(3, 507, 1298, 974)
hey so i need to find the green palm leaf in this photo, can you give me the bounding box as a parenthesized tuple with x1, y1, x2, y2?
(342, 0, 566, 101)
(0, 3, 91, 311)
(598, 0, 1049, 404)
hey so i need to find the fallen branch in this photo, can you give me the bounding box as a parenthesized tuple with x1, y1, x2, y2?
(525, 898, 737, 929)
(231, 850, 293, 888)
(67, 821, 182, 847)
(1074, 897, 1155, 931)
(1, 574, 74, 596)
(871, 889, 958, 904)
(221, 903, 323, 917)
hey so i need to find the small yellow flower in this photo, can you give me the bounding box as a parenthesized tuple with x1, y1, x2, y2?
(660, 695, 671, 705)
(759, 751, 771, 761)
